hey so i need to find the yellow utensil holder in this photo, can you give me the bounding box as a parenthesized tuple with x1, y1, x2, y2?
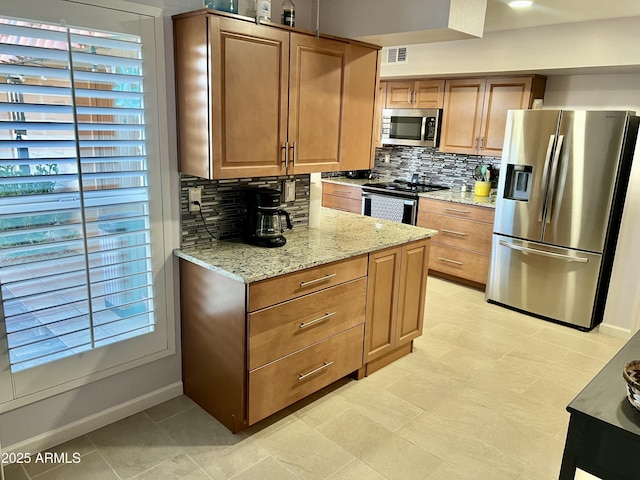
(474, 181, 491, 196)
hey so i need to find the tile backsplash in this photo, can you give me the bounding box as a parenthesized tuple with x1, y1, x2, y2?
(180, 147, 497, 246)
(324, 146, 501, 188)
(180, 174, 310, 247)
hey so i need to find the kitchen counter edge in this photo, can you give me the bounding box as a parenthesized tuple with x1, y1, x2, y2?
(321, 177, 496, 208)
(175, 208, 438, 284)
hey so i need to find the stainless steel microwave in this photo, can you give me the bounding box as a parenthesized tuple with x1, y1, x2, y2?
(381, 108, 441, 147)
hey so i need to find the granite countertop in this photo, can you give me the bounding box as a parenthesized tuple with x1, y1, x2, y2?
(322, 177, 496, 208)
(418, 189, 496, 208)
(175, 208, 437, 284)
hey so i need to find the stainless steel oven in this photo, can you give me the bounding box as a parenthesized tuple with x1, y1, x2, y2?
(362, 192, 418, 225)
(361, 180, 449, 225)
(381, 108, 441, 147)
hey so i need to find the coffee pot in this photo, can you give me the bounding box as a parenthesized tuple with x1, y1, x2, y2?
(244, 187, 292, 247)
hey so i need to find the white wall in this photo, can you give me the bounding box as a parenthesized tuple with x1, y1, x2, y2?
(381, 16, 640, 78)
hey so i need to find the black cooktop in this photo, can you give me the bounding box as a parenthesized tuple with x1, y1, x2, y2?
(362, 179, 450, 194)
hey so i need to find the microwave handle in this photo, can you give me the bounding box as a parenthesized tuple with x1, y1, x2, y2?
(420, 116, 427, 142)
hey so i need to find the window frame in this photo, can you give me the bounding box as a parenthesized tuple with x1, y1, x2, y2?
(0, 0, 177, 413)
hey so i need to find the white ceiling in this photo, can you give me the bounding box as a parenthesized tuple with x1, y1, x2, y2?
(484, 0, 640, 32)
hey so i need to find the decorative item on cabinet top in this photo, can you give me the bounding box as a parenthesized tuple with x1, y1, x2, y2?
(173, 9, 381, 181)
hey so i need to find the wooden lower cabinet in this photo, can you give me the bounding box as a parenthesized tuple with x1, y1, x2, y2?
(364, 239, 430, 369)
(321, 182, 363, 214)
(180, 238, 431, 433)
(418, 198, 494, 287)
(249, 325, 364, 424)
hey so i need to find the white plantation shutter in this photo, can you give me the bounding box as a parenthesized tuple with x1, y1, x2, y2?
(0, 15, 160, 382)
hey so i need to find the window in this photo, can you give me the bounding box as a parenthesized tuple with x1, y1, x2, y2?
(0, 1, 172, 405)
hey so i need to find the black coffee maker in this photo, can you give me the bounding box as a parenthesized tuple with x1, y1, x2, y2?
(244, 188, 292, 248)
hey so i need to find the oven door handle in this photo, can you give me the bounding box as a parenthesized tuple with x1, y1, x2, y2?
(362, 193, 372, 217)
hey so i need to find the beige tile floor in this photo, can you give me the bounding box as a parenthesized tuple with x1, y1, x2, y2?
(3, 276, 626, 480)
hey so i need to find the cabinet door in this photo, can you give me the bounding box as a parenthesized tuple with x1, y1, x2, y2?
(373, 81, 387, 148)
(385, 80, 415, 109)
(396, 240, 430, 346)
(210, 18, 289, 179)
(477, 77, 533, 157)
(288, 34, 347, 174)
(414, 79, 444, 109)
(440, 78, 486, 155)
(340, 44, 379, 171)
(364, 247, 401, 362)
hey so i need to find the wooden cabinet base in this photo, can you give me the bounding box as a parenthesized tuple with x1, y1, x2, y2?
(428, 270, 486, 291)
(248, 325, 364, 425)
(365, 342, 413, 376)
(179, 238, 430, 433)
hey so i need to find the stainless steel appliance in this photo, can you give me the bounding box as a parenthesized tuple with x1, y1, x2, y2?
(486, 110, 640, 330)
(361, 179, 449, 224)
(244, 188, 292, 248)
(381, 108, 441, 147)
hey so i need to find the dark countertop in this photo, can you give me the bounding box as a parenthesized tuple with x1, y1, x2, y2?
(567, 329, 640, 435)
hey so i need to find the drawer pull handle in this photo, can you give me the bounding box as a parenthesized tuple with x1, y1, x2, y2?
(300, 273, 336, 287)
(441, 229, 467, 237)
(444, 208, 471, 214)
(300, 312, 336, 329)
(299, 361, 334, 381)
(439, 257, 463, 265)
(333, 189, 351, 195)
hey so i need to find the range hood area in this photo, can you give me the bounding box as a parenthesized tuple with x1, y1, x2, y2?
(317, 0, 487, 46)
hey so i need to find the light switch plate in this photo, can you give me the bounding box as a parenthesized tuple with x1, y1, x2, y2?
(283, 180, 296, 202)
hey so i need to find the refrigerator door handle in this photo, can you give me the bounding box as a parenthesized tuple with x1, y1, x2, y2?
(545, 134, 565, 224)
(538, 135, 556, 222)
(499, 240, 589, 263)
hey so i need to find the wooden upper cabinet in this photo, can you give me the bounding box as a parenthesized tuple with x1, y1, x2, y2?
(440, 78, 486, 155)
(414, 80, 445, 109)
(385, 81, 414, 109)
(440, 75, 546, 157)
(372, 81, 387, 148)
(212, 18, 289, 178)
(288, 34, 347, 174)
(478, 76, 545, 156)
(386, 79, 444, 109)
(340, 44, 380, 171)
(174, 11, 380, 179)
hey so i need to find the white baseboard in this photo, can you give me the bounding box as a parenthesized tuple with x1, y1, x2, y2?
(598, 322, 632, 340)
(4, 382, 183, 455)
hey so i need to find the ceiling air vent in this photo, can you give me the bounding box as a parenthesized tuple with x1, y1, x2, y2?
(385, 46, 408, 64)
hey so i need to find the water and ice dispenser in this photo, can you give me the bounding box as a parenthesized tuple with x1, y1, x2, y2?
(503, 164, 533, 201)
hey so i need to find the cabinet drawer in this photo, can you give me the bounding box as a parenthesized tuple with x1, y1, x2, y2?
(248, 255, 368, 312)
(419, 198, 495, 224)
(418, 212, 492, 254)
(322, 182, 362, 200)
(429, 243, 490, 284)
(249, 278, 366, 370)
(248, 324, 364, 425)
(322, 193, 362, 214)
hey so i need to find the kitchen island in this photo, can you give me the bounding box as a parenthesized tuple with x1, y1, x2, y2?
(175, 209, 437, 433)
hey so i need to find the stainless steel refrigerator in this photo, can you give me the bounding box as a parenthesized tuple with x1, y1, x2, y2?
(486, 110, 640, 330)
